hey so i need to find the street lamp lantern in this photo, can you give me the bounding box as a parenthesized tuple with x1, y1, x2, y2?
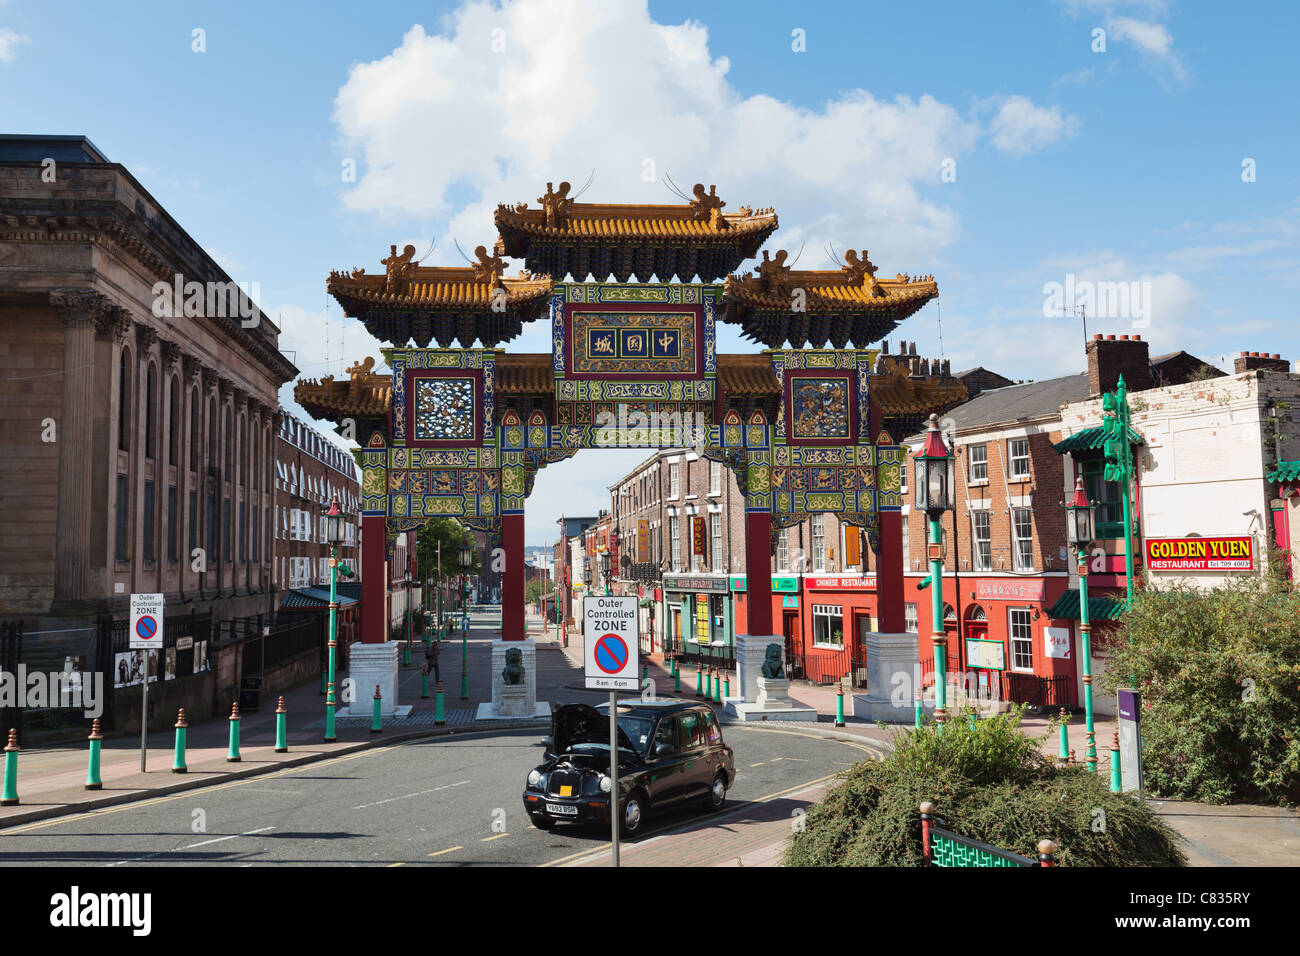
(1065, 475, 1096, 549)
(324, 498, 345, 546)
(458, 545, 472, 569)
(913, 414, 955, 519)
(600, 550, 612, 578)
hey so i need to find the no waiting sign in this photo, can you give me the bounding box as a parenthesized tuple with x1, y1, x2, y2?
(130, 592, 165, 650)
(583, 595, 639, 690)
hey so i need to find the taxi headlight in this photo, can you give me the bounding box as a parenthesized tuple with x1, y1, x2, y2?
(599, 774, 613, 793)
(528, 769, 543, 787)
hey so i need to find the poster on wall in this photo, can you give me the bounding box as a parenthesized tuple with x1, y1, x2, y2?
(146, 648, 160, 683)
(1044, 626, 1072, 659)
(114, 650, 144, 688)
(696, 594, 709, 641)
(165, 647, 177, 681)
(194, 641, 209, 673)
(964, 638, 1005, 671)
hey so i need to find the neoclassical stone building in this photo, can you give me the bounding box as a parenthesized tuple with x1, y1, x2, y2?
(0, 135, 297, 628)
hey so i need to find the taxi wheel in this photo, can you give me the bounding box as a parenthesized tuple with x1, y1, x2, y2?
(620, 791, 647, 838)
(703, 772, 727, 812)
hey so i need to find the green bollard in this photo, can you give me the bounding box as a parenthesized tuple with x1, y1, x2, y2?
(274, 697, 288, 754)
(173, 708, 189, 772)
(914, 695, 923, 729)
(705, 668, 713, 700)
(1110, 731, 1122, 793)
(723, 674, 730, 699)
(403, 639, 411, 666)
(435, 681, 446, 726)
(836, 685, 846, 727)
(674, 661, 681, 695)
(1058, 708, 1069, 762)
(1, 729, 17, 805)
(85, 719, 103, 790)
(371, 685, 383, 733)
(421, 665, 430, 699)
(226, 702, 241, 762)
(642, 663, 648, 684)
(713, 669, 722, 704)
(695, 667, 703, 697)
(969, 710, 977, 731)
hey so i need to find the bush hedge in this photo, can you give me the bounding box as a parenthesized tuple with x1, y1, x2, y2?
(783, 709, 1186, 867)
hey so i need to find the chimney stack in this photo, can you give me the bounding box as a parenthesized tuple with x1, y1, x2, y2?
(1233, 350, 1289, 375)
(1087, 332, 1151, 395)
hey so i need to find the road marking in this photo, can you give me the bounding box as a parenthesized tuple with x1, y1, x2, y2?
(105, 826, 276, 867)
(481, 833, 509, 842)
(750, 762, 765, 767)
(428, 846, 463, 857)
(540, 773, 840, 868)
(352, 779, 471, 810)
(387, 862, 405, 867)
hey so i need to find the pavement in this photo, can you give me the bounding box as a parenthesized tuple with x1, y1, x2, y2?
(2, 607, 1295, 866)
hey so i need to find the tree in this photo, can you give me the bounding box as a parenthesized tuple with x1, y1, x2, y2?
(525, 575, 551, 604)
(1099, 562, 1300, 804)
(414, 518, 482, 582)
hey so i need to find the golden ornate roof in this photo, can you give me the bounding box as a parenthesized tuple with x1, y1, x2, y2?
(722, 249, 938, 348)
(294, 356, 392, 422)
(870, 357, 968, 417)
(494, 181, 777, 282)
(327, 244, 553, 347)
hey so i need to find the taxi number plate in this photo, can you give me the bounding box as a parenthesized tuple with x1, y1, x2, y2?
(546, 803, 578, 816)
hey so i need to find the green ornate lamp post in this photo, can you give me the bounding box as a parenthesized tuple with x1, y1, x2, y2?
(913, 413, 956, 728)
(1101, 376, 1136, 606)
(601, 550, 612, 597)
(323, 498, 352, 743)
(1066, 474, 1098, 772)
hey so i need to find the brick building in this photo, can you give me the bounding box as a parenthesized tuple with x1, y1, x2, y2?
(0, 135, 297, 637)
(901, 333, 1227, 712)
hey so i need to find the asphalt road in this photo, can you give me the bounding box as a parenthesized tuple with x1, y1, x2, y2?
(0, 722, 879, 867)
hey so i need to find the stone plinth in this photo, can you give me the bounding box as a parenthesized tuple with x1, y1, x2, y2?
(755, 676, 790, 709)
(732, 634, 781, 704)
(475, 637, 550, 721)
(851, 630, 922, 724)
(341, 642, 410, 717)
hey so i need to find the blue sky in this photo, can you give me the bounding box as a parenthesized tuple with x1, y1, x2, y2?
(3, 0, 1297, 544)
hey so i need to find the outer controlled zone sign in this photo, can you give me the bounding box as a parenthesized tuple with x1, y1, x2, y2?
(584, 595, 639, 691)
(130, 592, 165, 651)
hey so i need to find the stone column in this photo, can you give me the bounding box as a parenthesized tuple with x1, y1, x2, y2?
(50, 291, 108, 603)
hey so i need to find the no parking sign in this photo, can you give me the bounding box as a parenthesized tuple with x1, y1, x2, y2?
(130, 593, 164, 650)
(583, 595, 638, 691)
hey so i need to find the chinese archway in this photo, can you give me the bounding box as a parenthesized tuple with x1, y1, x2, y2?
(296, 182, 965, 716)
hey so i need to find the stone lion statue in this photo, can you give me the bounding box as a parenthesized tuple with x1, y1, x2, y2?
(760, 643, 785, 679)
(501, 647, 525, 686)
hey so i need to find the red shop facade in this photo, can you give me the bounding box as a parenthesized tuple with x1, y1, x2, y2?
(907, 573, 1079, 709)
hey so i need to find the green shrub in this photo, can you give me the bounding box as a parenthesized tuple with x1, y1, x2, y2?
(784, 709, 1186, 867)
(1100, 572, 1300, 804)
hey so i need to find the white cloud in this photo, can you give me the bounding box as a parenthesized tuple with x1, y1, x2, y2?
(333, 0, 983, 268)
(0, 28, 29, 63)
(987, 96, 1080, 155)
(1107, 15, 1187, 83)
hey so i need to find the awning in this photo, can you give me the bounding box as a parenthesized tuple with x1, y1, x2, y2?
(1266, 459, 1300, 483)
(1045, 588, 1126, 621)
(1052, 425, 1144, 455)
(280, 587, 359, 611)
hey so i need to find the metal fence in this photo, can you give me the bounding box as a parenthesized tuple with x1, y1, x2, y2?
(920, 664, 1075, 710)
(0, 621, 21, 740)
(240, 615, 324, 677)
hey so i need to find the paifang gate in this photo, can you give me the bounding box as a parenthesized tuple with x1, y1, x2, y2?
(296, 181, 966, 716)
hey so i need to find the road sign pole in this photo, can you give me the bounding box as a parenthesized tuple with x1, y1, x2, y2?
(610, 689, 619, 868)
(140, 671, 148, 772)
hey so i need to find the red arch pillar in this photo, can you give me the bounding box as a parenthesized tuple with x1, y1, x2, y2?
(502, 512, 525, 641)
(745, 512, 773, 636)
(361, 513, 387, 643)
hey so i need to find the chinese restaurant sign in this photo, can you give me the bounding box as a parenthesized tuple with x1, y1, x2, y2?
(692, 516, 707, 556)
(637, 519, 649, 562)
(1146, 536, 1253, 571)
(806, 575, 877, 590)
(975, 579, 1045, 602)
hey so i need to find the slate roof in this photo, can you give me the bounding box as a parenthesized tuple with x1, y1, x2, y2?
(905, 372, 1092, 440)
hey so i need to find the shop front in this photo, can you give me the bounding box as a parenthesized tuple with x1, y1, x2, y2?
(799, 574, 877, 684)
(661, 574, 733, 666)
(912, 575, 1078, 709)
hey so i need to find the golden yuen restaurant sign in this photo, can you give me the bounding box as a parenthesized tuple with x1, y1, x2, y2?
(1146, 536, 1254, 571)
